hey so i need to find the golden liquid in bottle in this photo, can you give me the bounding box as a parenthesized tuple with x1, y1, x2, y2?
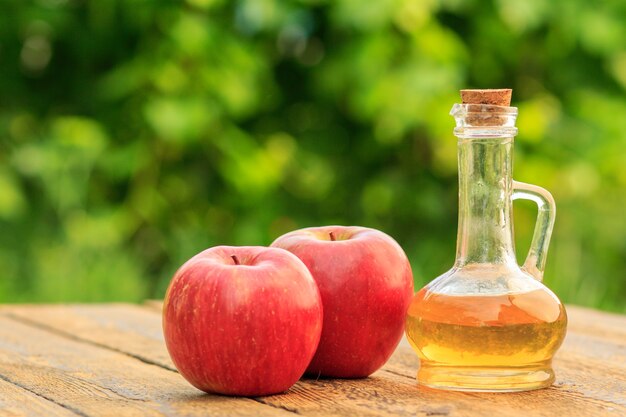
(405, 288, 567, 392)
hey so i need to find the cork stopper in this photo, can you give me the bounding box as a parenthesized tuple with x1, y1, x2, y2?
(461, 89, 512, 106)
(459, 89, 513, 126)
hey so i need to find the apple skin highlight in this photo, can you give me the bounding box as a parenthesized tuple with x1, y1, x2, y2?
(272, 226, 414, 378)
(163, 246, 323, 396)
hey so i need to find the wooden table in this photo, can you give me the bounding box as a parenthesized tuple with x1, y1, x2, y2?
(0, 303, 624, 417)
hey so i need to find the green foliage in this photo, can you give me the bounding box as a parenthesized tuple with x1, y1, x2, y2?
(0, 0, 624, 311)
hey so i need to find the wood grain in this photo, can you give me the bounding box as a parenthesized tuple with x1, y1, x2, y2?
(0, 315, 292, 417)
(2, 303, 624, 417)
(0, 378, 80, 417)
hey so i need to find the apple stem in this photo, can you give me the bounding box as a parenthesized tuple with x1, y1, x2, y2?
(329, 231, 336, 241)
(231, 255, 240, 265)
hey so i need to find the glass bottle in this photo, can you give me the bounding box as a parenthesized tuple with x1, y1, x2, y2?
(405, 89, 567, 392)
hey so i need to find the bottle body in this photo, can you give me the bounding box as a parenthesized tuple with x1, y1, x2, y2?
(406, 266, 567, 391)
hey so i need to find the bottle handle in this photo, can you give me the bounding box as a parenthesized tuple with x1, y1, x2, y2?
(512, 181, 556, 281)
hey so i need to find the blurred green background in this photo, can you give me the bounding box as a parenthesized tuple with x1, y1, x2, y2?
(0, 0, 624, 312)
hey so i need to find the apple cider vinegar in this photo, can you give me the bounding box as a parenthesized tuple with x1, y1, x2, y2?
(406, 288, 567, 391)
(406, 90, 567, 391)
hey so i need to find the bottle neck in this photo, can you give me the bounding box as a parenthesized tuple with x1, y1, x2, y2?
(454, 136, 517, 267)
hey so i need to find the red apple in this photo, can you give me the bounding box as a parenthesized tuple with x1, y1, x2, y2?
(162, 246, 323, 396)
(271, 226, 414, 378)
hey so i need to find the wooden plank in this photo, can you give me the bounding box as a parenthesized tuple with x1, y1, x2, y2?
(2, 303, 175, 371)
(4, 304, 624, 416)
(6, 304, 625, 372)
(0, 315, 293, 417)
(566, 306, 626, 345)
(4, 304, 170, 371)
(0, 378, 80, 417)
(277, 369, 624, 417)
(142, 301, 626, 345)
